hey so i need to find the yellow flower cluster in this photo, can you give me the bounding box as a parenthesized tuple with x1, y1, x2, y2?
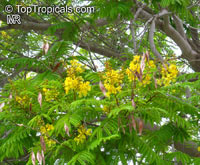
(157, 64, 178, 86)
(64, 60, 91, 97)
(139, 74, 151, 87)
(44, 136, 56, 147)
(66, 59, 85, 77)
(74, 125, 92, 144)
(40, 124, 54, 134)
(40, 124, 56, 147)
(146, 60, 156, 70)
(102, 62, 124, 97)
(140, 60, 156, 87)
(1, 31, 11, 39)
(126, 55, 156, 87)
(126, 55, 141, 81)
(42, 88, 59, 102)
(15, 95, 30, 107)
(64, 76, 81, 93)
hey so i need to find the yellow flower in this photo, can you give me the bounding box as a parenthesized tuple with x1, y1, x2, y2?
(159, 63, 178, 86)
(16, 96, 21, 102)
(66, 59, 85, 77)
(64, 59, 91, 97)
(64, 77, 80, 94)
(74, 134, 86, 144)
(40, 124, 55, 147)
(64, 76, 91, 97)
(46, 139, 56, 147)
(78, 81, 91, 97)
(40, 124, 54, 134)
(1, 31, 11, 39)
(85, 129, 92, 136)
(46, 124, 54, 131)
(43, 88, 59, 102)
(157, 79, 162, 86)
(126, 56, 141, 81)
(126, 69, 137, 81)
(40, 126, 47, 134)
(198, 146, 200, 152)
(133, 55, 140, 62)
(104, 83, 121, 97)
(148, 60, 156, 69)
(74, 125, 92, 144)
(102, 63, 124, 97)
(127, 56, 156, 84)
(139, 74, 151, 87)
(15, 95, 29, 106)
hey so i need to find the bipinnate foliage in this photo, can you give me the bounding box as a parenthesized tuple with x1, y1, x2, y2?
(0, 52, 200, 165)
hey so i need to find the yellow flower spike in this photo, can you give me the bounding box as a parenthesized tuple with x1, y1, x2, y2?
(44, 135, 48, 141)
(42, 87, 59, 102)
(198, 146, 200, 152)
(86, 129, 92, 136)
(78, 81, 91, 97)
(78, 128, 82, 134)
(148, 60, 156, 69)
(133, 55, 140, 62)
(40, 126, 47, 134)
(16, 96, 21, 102)
(64, 76, 80, 94)
(157, 79, 162, 86)
(127, 56, 142, 81)
(46, 124, 54, 131)
(67, 59, 85, 77)
(102, 67, 123, 96)
(46, 140, 51, 147)
(1, 31, 11, 39)
(46, 139, 56, 147)
(74, 125, 92, 144)
(159, 63, 178, 86)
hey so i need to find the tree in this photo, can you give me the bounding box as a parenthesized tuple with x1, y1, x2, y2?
(0, 0, 200, 164)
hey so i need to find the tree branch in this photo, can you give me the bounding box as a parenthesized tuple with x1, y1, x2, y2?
(78, 41, 127, 61)
(189, 27, 200, 51)
(149, 18, 164, 63)
(130, 19, 137, 53)
(163, 14, 196, 57)
(173, 15, 186, 40)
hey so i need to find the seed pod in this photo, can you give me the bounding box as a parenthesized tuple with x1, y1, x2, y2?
(37, 151, 42, 165)
(43, 42, 49, 54)
(140, 52, 146, 76)
(99, 81, 106, 97)
(31, 152, 36, 165)
(40, 136, 46, 152)
(145, 51, 149, 62)
(38, 92, 42, 108)
(41, 150, 45, 165)
(64, 123, 70, 136)
(131, 114, 137, 132)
